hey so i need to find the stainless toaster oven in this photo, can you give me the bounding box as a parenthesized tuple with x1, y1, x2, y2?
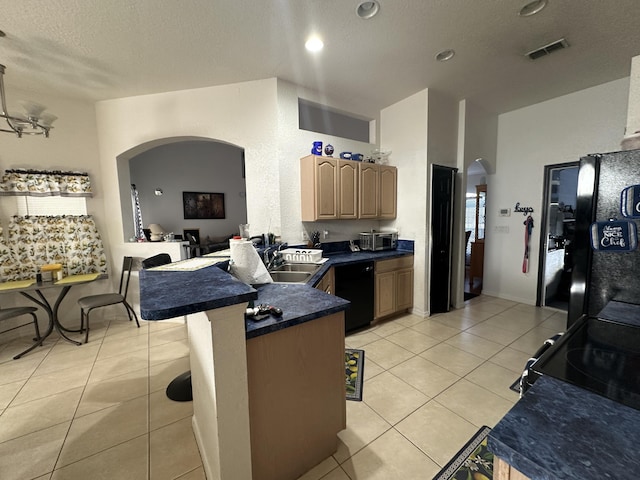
(359, 231, 398, 251)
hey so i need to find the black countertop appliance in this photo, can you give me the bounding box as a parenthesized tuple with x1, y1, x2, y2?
(335, 261, 374, 332)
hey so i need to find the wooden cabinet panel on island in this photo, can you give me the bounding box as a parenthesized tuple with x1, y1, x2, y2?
(301, 155, 396, 221)
(494, 457, 532, 480)
(375, 255, 413, 320)
(246, 312, 346, 480)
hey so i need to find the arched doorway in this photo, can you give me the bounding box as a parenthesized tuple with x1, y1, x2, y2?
(118, 137, 247, 244)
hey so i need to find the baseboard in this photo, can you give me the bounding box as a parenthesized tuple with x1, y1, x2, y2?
(480, 289, 535, 305)
(192, 415, 215, 480)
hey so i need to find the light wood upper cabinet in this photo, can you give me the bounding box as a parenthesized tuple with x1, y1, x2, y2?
(359, 163, 379, 219)
(379, 165, 397, 219)
(359, 163, 397, 219)
(338, 161, 358, 219)
(301, 156, 338, 220)
(301, 155, 397, 221)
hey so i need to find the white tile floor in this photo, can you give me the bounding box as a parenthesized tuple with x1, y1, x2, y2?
(0, 295, 567, 480)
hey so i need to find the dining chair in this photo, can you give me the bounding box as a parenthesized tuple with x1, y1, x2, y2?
(77, 256, 139, 343)
(141, 253, 172, 269)
(0, 305, 41, 359)
(185, 233, 197, 257)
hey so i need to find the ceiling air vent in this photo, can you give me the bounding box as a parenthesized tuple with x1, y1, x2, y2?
(525, 38, 569, 60)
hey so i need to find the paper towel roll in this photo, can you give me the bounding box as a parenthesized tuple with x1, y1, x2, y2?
(229, 239, 273, 285)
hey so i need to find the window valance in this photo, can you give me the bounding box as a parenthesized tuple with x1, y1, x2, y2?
(0, 169, 92, 197)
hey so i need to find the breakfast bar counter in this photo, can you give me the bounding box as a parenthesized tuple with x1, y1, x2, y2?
(139, 261, 350, 480)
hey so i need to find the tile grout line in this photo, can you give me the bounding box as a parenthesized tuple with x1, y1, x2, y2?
(50, 318, 111, 476)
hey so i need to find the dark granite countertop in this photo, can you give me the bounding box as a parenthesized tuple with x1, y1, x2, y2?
(488, 375, 640, 480)
(139, 264, 258, 320)
(138, 261, 351, 340)
(139, 247, 413, 339)
(245, 283, 350, 339)
(307, 248, 414, 287)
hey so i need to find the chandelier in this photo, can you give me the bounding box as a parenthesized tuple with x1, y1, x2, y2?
(0, 64, 56, 138)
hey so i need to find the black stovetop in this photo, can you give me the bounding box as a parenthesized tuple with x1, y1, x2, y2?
(532, 302, 640, 411)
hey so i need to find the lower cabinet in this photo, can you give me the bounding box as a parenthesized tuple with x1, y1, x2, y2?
(315, 267, 335, 295)
(375, 256, 414, 320)
(246, 313, 346, 480)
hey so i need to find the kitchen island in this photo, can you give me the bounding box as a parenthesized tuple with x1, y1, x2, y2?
(488, 375, 640, 479)
(139, 263, 350, 480)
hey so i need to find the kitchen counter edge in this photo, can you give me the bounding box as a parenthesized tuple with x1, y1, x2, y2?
(488, 375, 640, 480)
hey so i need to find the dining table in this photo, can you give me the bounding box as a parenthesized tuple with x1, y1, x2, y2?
(0, 273, 102, 359)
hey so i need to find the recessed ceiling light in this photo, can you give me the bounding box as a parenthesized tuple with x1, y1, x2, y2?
(356, 1, 380, 19)
(435, 49, 455, 62)
(305, 37, 324, 52)
(519, 0, 547, 17)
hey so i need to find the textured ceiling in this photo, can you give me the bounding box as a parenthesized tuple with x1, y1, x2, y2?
(1, 0, 639, 119)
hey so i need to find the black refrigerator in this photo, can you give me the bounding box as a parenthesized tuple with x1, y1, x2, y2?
(568, 148, 640, 327)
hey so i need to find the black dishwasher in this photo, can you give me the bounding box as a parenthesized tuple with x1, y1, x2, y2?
(334, 261, 374, 332)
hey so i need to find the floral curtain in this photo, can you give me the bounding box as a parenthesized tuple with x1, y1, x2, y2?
(0, 169, 92, 197)
(0, 215, 107, 281)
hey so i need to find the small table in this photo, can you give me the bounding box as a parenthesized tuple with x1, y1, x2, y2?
(0, 273, 101, 359)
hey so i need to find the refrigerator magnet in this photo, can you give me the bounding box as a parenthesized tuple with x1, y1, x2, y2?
(621, 185, 640, 218)
(589, 219, 638, 252)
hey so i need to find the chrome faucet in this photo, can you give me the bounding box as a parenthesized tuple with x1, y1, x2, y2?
(263, 243, 288, 270)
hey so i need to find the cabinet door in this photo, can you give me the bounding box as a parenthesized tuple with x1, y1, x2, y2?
(375, 271, 396, 319)
(338, 161, 358, 219)
(396, 269, 414, 311)
(359, 164, 379, 219)
(316, 267, 335, 295)
(379, 166, 397, 219)
(316, 158, 339, 219)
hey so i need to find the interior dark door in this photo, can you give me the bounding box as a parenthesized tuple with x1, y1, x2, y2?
(430, 164, 457, 314)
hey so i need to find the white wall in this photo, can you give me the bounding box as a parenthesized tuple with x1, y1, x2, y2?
(627, 55, 640, 135)
(276, 79, 379, 244)
(129, 140, 247, 240)
(485, 77, 629, 304)
(456, 100, 498, 307)
(381, 89, 429, 315)
(96, 78, 280, 253)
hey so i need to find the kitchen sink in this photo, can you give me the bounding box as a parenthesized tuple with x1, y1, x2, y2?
(268, 262, 321, 283)
(269, 270, 314, 283)
(269, 263, 321, 274)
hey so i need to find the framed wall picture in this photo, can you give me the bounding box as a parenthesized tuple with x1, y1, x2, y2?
(183, 191, 225, 219)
